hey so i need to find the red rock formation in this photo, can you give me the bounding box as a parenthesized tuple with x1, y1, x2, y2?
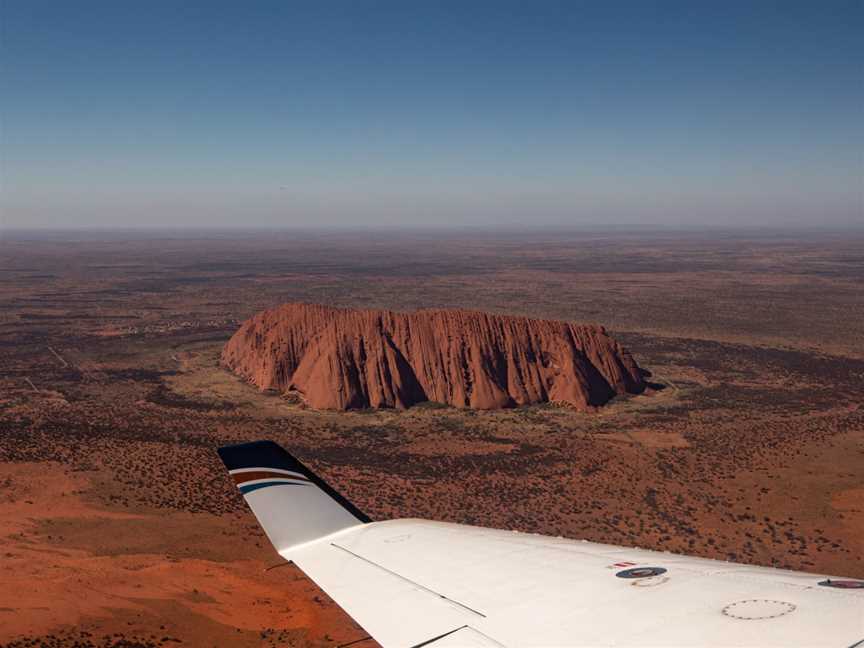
(222, 303, 645, 410)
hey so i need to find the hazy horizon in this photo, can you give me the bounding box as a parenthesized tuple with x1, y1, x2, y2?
(4, 223, 864, 240)
(2, 1, 862, 229)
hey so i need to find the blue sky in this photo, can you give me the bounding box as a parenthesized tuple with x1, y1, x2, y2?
(1, 1, 862, 228)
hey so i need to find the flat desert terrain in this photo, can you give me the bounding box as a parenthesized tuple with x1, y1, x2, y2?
(1, 229, 862, 647)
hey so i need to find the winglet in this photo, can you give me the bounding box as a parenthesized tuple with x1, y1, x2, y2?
(218, 440, 370, 556)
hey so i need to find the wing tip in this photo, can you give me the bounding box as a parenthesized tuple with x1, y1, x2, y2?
(217, 440, 372, 524)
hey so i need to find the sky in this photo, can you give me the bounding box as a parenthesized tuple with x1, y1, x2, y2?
(1, 0, 862, 229)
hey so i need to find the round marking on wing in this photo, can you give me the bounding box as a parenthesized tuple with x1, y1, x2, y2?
(817, 579, 864, 589)
(631, 575, 671, 588)
(615, 567, 667, 579)
(721, 599, 796, 620)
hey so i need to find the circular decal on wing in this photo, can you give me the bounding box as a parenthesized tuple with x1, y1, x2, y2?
(722, 599, 796, 620)
(615, 567, 667, 579)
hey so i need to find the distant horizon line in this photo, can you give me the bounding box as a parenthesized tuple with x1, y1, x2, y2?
(3, 223, 864, 234)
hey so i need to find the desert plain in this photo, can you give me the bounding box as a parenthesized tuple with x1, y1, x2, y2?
(1, 228, 862, 647)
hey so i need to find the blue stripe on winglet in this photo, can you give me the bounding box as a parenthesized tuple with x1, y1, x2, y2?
(238, 480, 310, 495)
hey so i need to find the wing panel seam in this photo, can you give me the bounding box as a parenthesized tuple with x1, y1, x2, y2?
(330, 542, 486, 618)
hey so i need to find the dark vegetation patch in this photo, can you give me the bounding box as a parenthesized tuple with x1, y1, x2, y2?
(1, 632, 180, 648)
(102, 369, 177, 382)
(146, 385, 236, 412)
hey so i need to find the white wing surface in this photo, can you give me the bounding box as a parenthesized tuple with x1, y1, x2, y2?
(219, 441, 864, 648)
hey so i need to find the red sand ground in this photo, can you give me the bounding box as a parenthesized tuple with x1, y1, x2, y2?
(1, 231, 862, 646)
(0, 462, 375, 647)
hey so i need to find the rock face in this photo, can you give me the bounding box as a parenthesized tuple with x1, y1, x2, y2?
(222, 303, 645, 410)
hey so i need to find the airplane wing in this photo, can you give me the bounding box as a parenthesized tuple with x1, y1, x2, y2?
(218, 441, 864, 648)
